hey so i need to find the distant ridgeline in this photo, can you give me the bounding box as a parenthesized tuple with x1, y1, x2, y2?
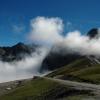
(0, 42, 37, 61)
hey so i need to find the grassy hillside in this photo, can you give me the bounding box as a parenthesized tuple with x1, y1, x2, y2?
(47, 58, 91, 77)
(0, 77, 93, 100)
(47, 58, 100, 84)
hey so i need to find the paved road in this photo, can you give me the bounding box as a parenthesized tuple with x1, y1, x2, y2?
(45, 77, 100, 95)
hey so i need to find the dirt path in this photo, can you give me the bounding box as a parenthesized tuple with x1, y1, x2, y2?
(45, 77, 100, 96)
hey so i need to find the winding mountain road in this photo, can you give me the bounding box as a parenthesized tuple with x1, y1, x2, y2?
(45, 77, 100, 95)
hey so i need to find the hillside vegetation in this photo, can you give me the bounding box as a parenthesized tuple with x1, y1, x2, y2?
(47, 58, 100, 84)
(0, 77, 93, 100)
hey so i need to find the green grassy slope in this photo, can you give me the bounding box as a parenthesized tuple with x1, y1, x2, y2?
(47, 58, 91, 77)
(71, 65, 100, 83)
(0, 77, 92, 100)
(47, 58, 100, 84)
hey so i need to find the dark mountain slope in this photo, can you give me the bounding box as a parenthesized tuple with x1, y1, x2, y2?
(42, 51, 82, 70)
(0, 42, 36, 61)
(87, 28, 98, 38)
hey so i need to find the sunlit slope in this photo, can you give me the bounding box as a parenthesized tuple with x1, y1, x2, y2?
(47, 58, 100, 84)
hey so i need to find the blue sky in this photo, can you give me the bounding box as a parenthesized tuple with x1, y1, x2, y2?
(0, 0, 100, 46)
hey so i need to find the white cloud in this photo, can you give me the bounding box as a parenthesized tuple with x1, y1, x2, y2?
(29, 16, 100, 56)
(29, 17, 63, 45)
(12, 24, 25, 33)
(0, 47, 49, 82)
(66, 22, 72, 27)
(66, 21, 74, 31)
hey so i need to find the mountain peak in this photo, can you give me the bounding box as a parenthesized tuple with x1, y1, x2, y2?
(14, 42, 25, 47)
(16, 42, 24, 45)
(87, 28, 98, 38)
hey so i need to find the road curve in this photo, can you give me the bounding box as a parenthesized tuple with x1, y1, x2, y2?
(45, 77, 100, 95)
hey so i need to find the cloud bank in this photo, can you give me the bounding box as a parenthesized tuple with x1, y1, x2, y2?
(29, 17, 64, 45)
(29, 16, 100, 56)
(0, 47, 49, 82)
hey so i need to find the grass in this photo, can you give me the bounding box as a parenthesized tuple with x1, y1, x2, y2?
(47, 58, 91, 77)
(47, 58, 100, 84)
(71, 65, 100, 83)
(0, 77, 92, 100)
